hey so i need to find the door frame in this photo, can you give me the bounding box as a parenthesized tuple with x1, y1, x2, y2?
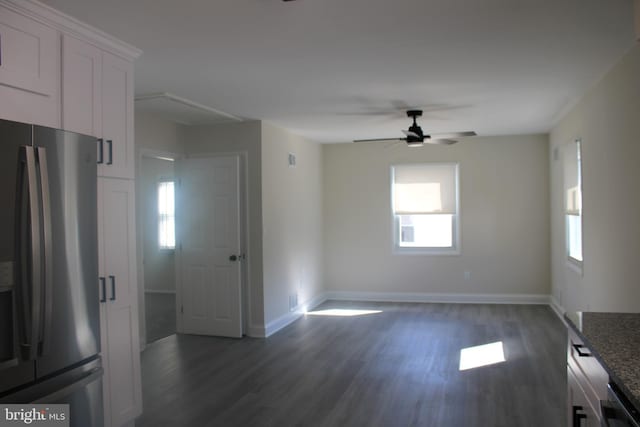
(174, 151, 250, 337)
(135, 148, 183, 350)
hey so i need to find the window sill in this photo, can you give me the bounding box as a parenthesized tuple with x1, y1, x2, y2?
(567, 257, 583, 276)
(393, 247, 460, 256)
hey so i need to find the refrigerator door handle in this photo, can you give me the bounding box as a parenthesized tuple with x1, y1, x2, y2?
(16, 146, 42, 361)
(36, 147, 53, 356)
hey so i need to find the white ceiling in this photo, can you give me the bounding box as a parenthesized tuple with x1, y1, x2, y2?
(42, 0, 635, 143)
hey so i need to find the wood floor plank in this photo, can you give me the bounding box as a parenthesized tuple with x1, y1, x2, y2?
(136, 301, 567, 427)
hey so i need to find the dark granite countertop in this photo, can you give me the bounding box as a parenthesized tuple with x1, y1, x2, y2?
(565, 311, 640, 410)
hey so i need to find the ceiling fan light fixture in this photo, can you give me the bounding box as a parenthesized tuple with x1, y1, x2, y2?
(352, 109, 476, 147)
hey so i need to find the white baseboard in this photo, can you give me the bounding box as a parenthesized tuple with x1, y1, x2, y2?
(249, 291, 558, 338)
(259, 292, 328, 338)
(549, 294, 567, 325)
(144, 289, 176, 295)
(325, 290, 551, 305)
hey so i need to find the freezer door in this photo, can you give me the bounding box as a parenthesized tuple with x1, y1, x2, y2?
(32, 126, 100, 378)
(0, 119, 36, 395)
(1, 357, 104, 427)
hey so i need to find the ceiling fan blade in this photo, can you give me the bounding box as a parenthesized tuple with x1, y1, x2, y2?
(336, 111, 394, 116)
(425, 138, 458, 145)
(353, 137, 405, 143)
(429, 131, 477, 139)
(401, 130, 420, 138)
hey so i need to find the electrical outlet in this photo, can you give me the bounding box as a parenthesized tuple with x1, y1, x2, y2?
(289, 293, 298, 312)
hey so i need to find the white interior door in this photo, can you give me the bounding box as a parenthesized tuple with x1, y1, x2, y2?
(175, 155, 242, 338)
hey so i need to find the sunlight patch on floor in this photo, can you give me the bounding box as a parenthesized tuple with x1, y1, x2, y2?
(459, 341, 506, 371)
(305, 309, 382, 317)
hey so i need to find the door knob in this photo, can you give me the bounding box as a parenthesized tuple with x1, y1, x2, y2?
(229, 255, 238, 261)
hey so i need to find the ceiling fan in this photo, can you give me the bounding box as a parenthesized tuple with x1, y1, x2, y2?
(353, 110, 476, 147)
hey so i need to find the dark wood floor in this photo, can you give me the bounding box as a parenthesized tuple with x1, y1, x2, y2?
(145, 293, 176, 344)
(136, 301, 567, 427)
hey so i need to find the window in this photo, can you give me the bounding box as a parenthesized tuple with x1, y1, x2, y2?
(158, 180, 175, 249)
(563, 139, 583, 267)
(391, 163, 459, 253)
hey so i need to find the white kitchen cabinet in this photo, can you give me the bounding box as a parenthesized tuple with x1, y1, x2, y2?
(0, 3, 59, 127)
(98, 178, 142, 427)
(1, 3, 142, 426)
(62, 35, 135, 179)
(100, 52, 134, 179)
(568, 365, 600, 427)
(567, 327, 608, 426)
(61, 34, 102, 137)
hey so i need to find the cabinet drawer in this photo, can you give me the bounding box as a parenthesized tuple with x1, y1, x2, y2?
(0, 7, 58, 96)
(568, 364, 601, 426)
(568, 327, 608, 411)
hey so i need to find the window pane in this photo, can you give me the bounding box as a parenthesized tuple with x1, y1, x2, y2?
(158, 181, 175, 249)
(564, 140, 582, 264)
(567, 215, 582, 262)
(399, 214, 453, 248)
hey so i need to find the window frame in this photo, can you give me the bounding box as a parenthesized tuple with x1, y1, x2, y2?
(564, 139, 583, 273)
(390, 162, 461, 256)
(157, 178, 176, 251)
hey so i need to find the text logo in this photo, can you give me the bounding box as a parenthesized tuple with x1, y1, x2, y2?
(0, 405, 69, 427)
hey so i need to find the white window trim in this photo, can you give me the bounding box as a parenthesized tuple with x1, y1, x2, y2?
(390, 162, 461, 256)
(564, 139, 583, 274)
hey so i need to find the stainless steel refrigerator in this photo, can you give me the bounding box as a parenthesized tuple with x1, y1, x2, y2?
(0, 119, 103, 426)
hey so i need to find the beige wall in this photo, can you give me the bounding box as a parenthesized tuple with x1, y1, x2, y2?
(182, 121, 265, 332)
(323, 135, 550, 297)
(261, 122, 324, 325)
(135, 111, 185, 155)
(550, 45, 640, 313)
(182, 121, 324, 332)
(140, 157, 176, 293)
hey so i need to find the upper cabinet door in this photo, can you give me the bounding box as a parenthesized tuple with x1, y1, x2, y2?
(0, 6, 59, 127)
(62, 35, 102, 137)
(0, 7, 57, 96)
(100, 52, 134, 179)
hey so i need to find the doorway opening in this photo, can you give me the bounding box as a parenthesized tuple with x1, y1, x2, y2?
(140, 154, 177, 344)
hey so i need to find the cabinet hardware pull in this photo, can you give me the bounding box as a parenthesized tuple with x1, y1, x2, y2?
(99, 277, 106, 303)
(97, 139, 104, 164)
(106, 140, 113, 165)
(109, 275, 116, 301)
(572, 405, 587, 427)
(572, 344, 591, 357)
